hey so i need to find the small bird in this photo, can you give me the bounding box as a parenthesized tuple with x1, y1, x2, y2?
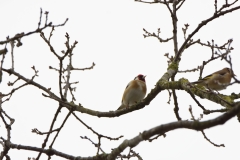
(117, 74, 147, 110)
(191, 67, 234, 91)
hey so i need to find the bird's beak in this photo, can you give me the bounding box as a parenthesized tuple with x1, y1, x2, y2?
(144, 75, 147, 78)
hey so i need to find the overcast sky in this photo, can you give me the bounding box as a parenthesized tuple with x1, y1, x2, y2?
(1, 0, 240, 160)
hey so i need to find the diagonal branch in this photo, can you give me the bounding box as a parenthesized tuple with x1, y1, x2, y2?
(3, 103, 240, 160)
(174, 5, 240, 62)
(108, 103, 240, 160)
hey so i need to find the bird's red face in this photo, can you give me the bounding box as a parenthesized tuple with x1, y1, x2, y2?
(135, 74, 146, 82)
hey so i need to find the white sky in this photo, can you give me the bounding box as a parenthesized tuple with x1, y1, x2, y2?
(1, 0, 240, 160)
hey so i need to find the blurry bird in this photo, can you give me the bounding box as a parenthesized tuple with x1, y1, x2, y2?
(191, 67, 234, 91)
(117, 74, 147, 110)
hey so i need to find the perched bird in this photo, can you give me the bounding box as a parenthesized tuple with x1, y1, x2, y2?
(191, 67, 234, 91)
(117, 74, 147, 110)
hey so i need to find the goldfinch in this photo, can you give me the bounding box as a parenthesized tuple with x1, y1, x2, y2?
(191, 67, 234, 90)
(117, 74, 147, 110)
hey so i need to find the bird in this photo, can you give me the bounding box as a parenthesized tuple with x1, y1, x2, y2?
(191, 67, 234, 91)
(117, 74, 147, 110)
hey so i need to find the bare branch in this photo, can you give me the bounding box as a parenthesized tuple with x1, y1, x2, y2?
(203, 108, 228, 114)
(36, 106, 63, 160)
(187, 90, 206, 111)
(72, 112, 123, 141)
(108, 103, 240, 160)
(0, 18, 68, 45)
(66, 62, 96, 71)
(143, 28, 173, 43)
(3, 104, 240, 159)
(172, 89, 181, 120)
(80, 136, 106, 154)
(175, 5, 240, 62)
(201, 130, 225, 147)
(176, 0, 185, 10)
(49, 110, 72, 148)
(37, 8, 43, 29)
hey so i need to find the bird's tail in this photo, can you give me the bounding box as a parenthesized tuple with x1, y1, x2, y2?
(117, 104, 126, 110)
(190, 81, 202, 84)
